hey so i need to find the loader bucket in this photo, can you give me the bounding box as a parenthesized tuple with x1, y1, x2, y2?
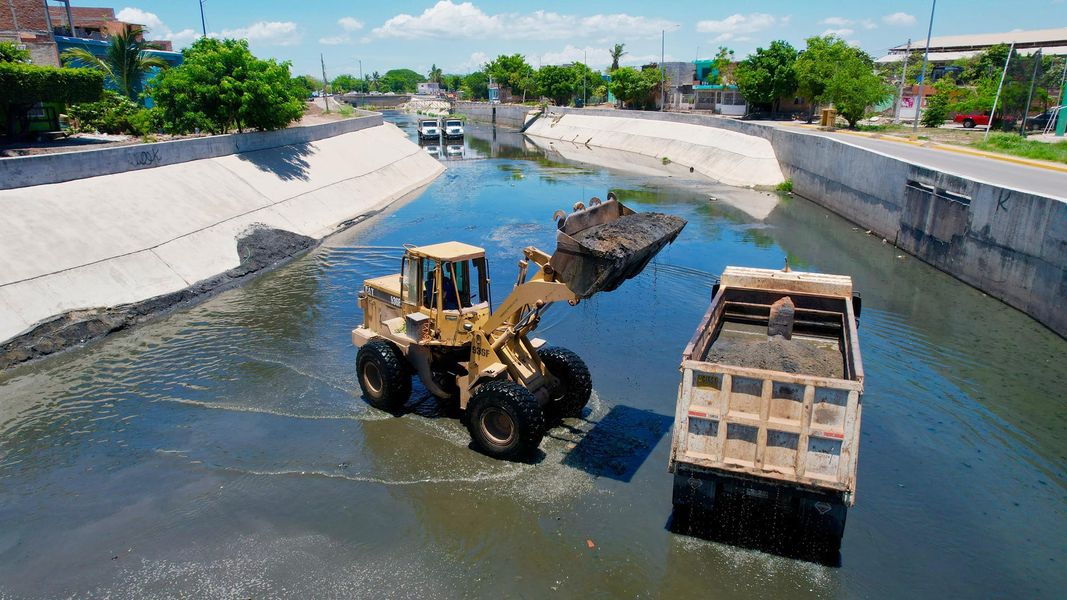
(550, 196, 687, 298)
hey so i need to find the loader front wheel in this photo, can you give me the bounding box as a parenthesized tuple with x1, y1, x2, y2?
(539, 346, 592, 417)
(467, 380, 545, 460)
(357, 340, 412, 413)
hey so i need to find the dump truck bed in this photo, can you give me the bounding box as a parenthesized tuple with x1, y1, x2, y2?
(669, 267, 864, 504)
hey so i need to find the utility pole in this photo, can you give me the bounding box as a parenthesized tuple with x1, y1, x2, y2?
(321, 53, 330, 112)
(661, 29, 666, 110)
(985, 41, 1015, 141)
(1019, 49, 1042, 136)
(583, 49, 587, 107)
(894, 39, 911, 123)
(358, 58, 363, 93)
(199, 0, 207, 37)
(912, 0, 937, 136)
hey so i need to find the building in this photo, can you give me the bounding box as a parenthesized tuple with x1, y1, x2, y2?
(1, 1, 179, 67)
(877, 27, 1067, 64)
(416, 81, 442, 96)
(660, 60, 747, 115)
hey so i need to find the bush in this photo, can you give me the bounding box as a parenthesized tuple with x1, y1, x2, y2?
(66, 90, 139, 133)
(0, 41, 30, 63)
(775, 178, 793, 192)
(921, 87, 951, 128)
(128, 107, 165, 135)
(0, 62, 103, 105)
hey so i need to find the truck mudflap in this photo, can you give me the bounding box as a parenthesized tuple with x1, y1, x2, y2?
(549, 196, 686, 298)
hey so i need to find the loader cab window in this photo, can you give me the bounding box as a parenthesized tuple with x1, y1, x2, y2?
(422, 258, 490, 311)
(401, 256, 419, 306)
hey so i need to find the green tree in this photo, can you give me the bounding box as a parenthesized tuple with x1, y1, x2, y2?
(291, 74, 320, 97)
(0, 41, 30, 63)
(370, 71, 380, 91)
(609, 66, 662, 109)
(428, 63, 442, 84)
(379, 68, 425, 93)
(734, 40, 798, 112)
(795, 35, 891, 127)
(609, 43, 626, 72)
(485, 54, 534, 91)
(462, 71, 489, 99)
(876, 50, 924, 86)
(711, 46, 736, 85)
(332, 74, 364, 93)
(60, 26, 170, 101)
(443, 74, 463, 92)
(922, 78, 954, 127)
(536, 65, 576, 105)
(150, 37, 304, 134)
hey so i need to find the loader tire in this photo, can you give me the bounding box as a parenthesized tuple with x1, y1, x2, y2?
(357, 340, 412, 413)
(467, 380, 545, 460)
(538, 346, 592, 417)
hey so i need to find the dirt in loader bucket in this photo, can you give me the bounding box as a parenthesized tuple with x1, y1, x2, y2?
(550, 196, 686, 298)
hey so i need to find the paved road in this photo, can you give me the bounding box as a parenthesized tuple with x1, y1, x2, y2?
(768, 123, 1067, 201)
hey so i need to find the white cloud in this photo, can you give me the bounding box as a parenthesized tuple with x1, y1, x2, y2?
(370, 1, 676, 40)
(696, 13, 788, 43)
(319, 35, 350, 45)
(821, 16, 851, 27)
(882, 12, 917, 26)
(217, 21, 300, 46)
(116, 7, 199, 48)
(822, 28, 855, 38)
(338, 17, 364, 31)
(459, 51, 489, 72)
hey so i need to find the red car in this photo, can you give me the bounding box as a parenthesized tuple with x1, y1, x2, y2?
(953, 111, 1014, 129)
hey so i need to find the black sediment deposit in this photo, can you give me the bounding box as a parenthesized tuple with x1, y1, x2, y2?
(570, 213, 686, 259)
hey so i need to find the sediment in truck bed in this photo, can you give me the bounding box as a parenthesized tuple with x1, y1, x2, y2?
(569, 213, 686, 259)
(704, 335, 845, 379)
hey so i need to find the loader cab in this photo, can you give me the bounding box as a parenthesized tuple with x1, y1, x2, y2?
(401, 242, 492, 345)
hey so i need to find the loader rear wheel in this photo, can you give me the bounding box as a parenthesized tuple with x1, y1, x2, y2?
(538, 346, 592, 417)
(357, 340, 412, 412)
(467, 380, 545, 460)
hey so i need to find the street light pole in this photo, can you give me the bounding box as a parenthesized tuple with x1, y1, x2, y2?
(912, 0, 937, 136)
(985, 41, 1015, 141)
(661, 29, 666, 110)
(583, 49, 587, 107)
(199, 0, 207, 37)
(358, 59, 363, 92)
(1019, 49, 1042, 136)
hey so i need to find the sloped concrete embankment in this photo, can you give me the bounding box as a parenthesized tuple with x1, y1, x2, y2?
(543, 106, 1067, 338)
(0, 119, 444, 367)
(524, 111, 784, 188)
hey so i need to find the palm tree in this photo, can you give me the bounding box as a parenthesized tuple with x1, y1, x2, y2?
(371, 71, 381, 91)
(60, 26, 169, 100)
(428, 64, 443, 84)
(609, 43, 626, 72)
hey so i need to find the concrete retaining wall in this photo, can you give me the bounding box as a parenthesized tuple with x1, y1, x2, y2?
(0, 113, 386, 190)
(525, 112, 784, 187)
(453, 102, 539, 129)
(0, 120, 445, 347)
(544, 107, 1067, 338)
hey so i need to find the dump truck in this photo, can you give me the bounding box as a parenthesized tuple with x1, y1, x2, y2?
(668, 266, 864, 553)
(352, 195, 686, 460)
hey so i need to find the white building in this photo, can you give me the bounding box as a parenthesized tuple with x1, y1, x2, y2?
(877, 27, 1067, 64)
(417, 82, 443, 96)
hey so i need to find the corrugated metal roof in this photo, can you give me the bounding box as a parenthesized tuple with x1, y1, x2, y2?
(888, 27, 1067, 52)
(878, 44, 1067, 63)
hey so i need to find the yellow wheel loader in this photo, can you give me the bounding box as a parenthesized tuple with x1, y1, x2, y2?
(352, 194, 686, 459)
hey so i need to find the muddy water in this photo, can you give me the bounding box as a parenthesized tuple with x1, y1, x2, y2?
(0, 113, 1064, 598)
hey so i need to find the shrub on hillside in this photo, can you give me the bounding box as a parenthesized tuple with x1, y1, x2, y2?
(66, 90, 138, 134)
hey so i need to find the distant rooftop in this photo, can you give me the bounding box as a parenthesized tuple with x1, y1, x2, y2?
(878, 27, 1067, 63)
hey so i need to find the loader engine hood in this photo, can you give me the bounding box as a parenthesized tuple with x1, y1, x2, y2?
(550, 198, 686, 298)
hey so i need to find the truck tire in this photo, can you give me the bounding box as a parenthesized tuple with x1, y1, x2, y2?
(357, 340, 412, 412)
(466, 380, 545, 460)
(962, 119, 975, 128)
(538, 346, 592, 417)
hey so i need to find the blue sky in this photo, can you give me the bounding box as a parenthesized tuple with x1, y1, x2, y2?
(98, 0, 1065, 77)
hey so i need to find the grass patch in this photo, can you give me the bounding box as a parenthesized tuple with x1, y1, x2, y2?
(775, 178, 793, 193)
(336, 104, 355, 117)
(856, 123, 906, 132)
(973, 133, 1067, 164)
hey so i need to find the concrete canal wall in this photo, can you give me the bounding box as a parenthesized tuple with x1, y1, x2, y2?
(453, 102, 540, 129)
(0, 116, 445, 365)
(541, 106, 1067, 338)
